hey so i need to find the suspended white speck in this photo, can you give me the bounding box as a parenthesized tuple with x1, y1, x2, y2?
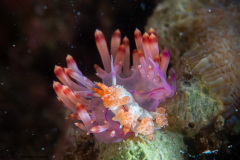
(70, 45, 74, 49)
(179, 32, 183, 36)
(180, 150, 185, 154)
(27, 49, 32, 54)
(77, 11, 81, 16)
(1, 82, 3, 85)
(208, 9, 212, 12)
(41, 147, 45, 151)
(13, 44, 15, 47)
(141, 3, 146, 11)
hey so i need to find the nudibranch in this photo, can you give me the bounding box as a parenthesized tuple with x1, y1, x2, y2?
(53, 28, 176, 143)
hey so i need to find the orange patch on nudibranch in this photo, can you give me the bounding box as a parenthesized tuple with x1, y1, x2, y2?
(92, 82, 169, 140)
(94, 82, 131, 109)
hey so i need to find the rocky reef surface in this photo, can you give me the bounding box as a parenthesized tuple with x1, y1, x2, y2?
(61, 124, 186, 160)
(57, 0, 240, 159)
(146, 0, 240, 157)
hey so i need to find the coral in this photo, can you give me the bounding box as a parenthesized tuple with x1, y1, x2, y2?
(166, 77, 223, 136)
(61, 126, 186, 160)
(182, 15, 240, 116)
(146, 0, 240, 156)
(146, 0, 240, 128)
(53, 29, 176, 143)
(146, 0, 240, 116)
(97, 130, 186, 160)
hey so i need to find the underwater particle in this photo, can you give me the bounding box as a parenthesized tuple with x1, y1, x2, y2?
(53, 28, 176, 143)
(140, 2, 146, 11)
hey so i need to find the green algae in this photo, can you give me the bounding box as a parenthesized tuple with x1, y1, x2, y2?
(164, 77, 224, 136)
(97, 131, 186, 160)
(177, 78, 223, 130)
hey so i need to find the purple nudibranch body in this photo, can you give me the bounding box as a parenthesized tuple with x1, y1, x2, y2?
(53, 28, 176, 143)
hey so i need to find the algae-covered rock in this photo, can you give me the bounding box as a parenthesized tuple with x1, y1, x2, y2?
(145, 0, 240, 155)
(176, 79, 223, 128)
(146, 0, 240, 114)
(164, 76, 223, 136)
(145, 0, 239, 136)
(97, 131, 186, 160)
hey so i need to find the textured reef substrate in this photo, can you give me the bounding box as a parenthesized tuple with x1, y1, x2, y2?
(146, 0, 240, 158)
(62, 124, 186, 160)
(56, 0, 240, 159)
